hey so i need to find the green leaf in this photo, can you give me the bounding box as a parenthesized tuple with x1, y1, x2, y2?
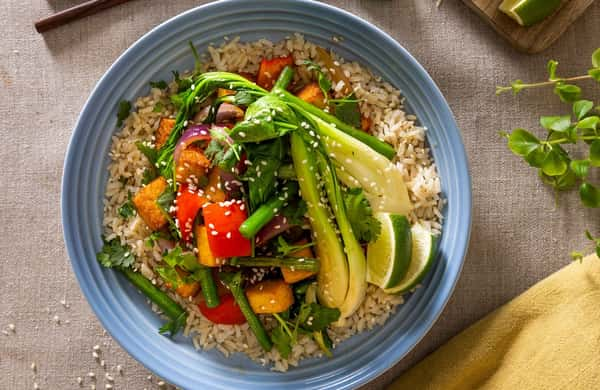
(152, 102, 164, 113)
(332, 93, 361, 128)
(540, 115, 571, 132)
(150, 80, 168, 90)
(554, 168, 577, 190)
(547, 60, 559, 81)
(118, 192, 136, 219)
(585, 230, 594, 241)
(541, 147, 568, 176)
(342, 188, 381, 242)
(592, 48, 600, 68)
(96, 238, 135, 269)
(204, 127, 242, 171)
(271, 324, 292, 358)
(596, 244, 600, 259)
(573, 100, 594, 120)
(141, 168, 158, 185)
(554, 83, 581, 103)
(589, 68, 600, 82)
(590, 140, 600, 167)
(576, 116, 599, 130)
(300, 303, 340, 332)
(303, 60, 332, 99)
(242, 138, 285, 210)
(580, 182, 600, 208)
(155, 266, 181, 289)
(281, 199, 308, 225)
(524, 146, 547, 168)
(570, 159, 590, 178)
(570, 251, 584, 262)
(276, 236, 315, 257)
(135, 141, 159, 166)
(158, 311, 187, 337)
(117, 100, 131, 127)
(507, 129, 540, 156)
(230, 95, 298, 143)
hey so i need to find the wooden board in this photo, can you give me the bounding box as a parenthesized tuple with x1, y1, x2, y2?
(462, 0, 595, 53)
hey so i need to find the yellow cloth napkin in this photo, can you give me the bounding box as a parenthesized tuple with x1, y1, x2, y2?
(389, 254, 600, 390)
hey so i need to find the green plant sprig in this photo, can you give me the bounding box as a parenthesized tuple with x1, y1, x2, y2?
(496, 49, 600, 102)
(499, 48, 600, 259)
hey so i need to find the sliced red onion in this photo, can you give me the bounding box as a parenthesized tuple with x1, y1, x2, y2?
(255, 215, 292, 246)
(173, 124, 211, 164)
(216, 103, 245, 124)
(218, 169, 244, 199)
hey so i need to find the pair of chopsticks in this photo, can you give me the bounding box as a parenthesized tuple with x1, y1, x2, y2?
(35, 0, 135, 33)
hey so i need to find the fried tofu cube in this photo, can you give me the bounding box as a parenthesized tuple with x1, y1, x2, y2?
(296, 83, 326, 108)
(246, 280, 294, 314)
(132, 177, 168, 230)
(155, 117, 176, 149)
(281, 241, 317, 284)
(175, 146, 210, 184)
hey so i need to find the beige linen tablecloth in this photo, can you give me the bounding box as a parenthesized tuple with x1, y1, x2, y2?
(1, 1, 599, 389)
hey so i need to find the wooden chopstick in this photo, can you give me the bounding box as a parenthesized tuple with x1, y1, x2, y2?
(35, 0, 136, 33)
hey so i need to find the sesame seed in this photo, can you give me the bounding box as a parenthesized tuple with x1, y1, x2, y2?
(211, 231, 218, 236)
(226, 232, 232, 239)
(31, 362, 36, 372)
(8, 323, 15, 332)
(92, 351, 99, 360)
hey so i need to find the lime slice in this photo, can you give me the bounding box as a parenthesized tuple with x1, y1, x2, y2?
(366, 214, 412, 289)
(499, 0, 561, 27)
(384, 224, 438, 294)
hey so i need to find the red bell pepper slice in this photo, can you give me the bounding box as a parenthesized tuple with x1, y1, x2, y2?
(202, 201, 252, 258)
(256, 55, 294, 90)
(198, 293, 246, 325)
(175, 185, 207, 242)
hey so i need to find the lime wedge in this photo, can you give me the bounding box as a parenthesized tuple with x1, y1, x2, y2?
(384, 224, 438, 294)
(366, 214, 412, 289)
(499, 0, 561, 27)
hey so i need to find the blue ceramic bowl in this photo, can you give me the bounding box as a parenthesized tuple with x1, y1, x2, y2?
(62, 1, 471, 388)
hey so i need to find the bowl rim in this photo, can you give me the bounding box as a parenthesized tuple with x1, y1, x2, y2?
(61, 0, 472, 388)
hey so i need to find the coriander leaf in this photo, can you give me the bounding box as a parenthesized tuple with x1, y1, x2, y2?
(96, 238, 135, 269)
(153, 102, 164, 113)
(592, 48, 600, 68)
(343, 188, 381, 242)
(158, 311, 187, 337)
(554, 83, 581, 103)
(276, 236, 315, 257)
(136, 141, 159, 166)
(303, 60, 332, 99)
(332, 93, 361, 128)
(547, 59, 559, 81)
(162, 245, 198, 272)
(157, 187, 181, 240)
(204, 127, 242, 171)
(172, 70, 193, 93)
(541, 147, 568, 177)
(189, 41, 202, 74)
(230, 95, 298, 143)
(142, 168, 158, 185)
(590, 140, 600, 167)
(243, 138, 284, 210)
(540, 115, 571, 132)
(579, 182, 600, 208)
(150, 80, 168, 89)
(117, 100, 131, 127)
(507, 129, 540, 156)
(301, 303, 340, 332)
(118, 192, 136, 219)
(576, 116, 599, 130)
(155, 266, 181, 289)
(145, 231, 163, 248)
(271, 324, 292, 358)
(589, 68, 600, 82)
(573, 100, 594, 120)
(570, 159, 590, 178)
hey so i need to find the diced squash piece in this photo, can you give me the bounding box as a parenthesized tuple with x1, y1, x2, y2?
(132, 177, 168, 230)
(165, 268, 200, 298)
(155, 117, 176, 149)
(246, 280, 294, 314)
(217, 88, 235, 97)
(196, 225, 221, 267)
(296, 83, 326, 108)
(256, 55, 294, 90)
(361, 115, 372, 132)
(281, 241, 317, 284)
(204, 169, 227, 203)
(175, 146, 210, 184)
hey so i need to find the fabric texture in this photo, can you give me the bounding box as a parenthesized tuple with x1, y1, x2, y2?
(1, 1, 599, 389)
(389, 254, 600, 390)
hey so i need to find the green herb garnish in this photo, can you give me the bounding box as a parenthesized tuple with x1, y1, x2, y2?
(116, 100, 131, 127)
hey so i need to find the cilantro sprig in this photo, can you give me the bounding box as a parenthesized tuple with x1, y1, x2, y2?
(499, 48, 600, 259)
